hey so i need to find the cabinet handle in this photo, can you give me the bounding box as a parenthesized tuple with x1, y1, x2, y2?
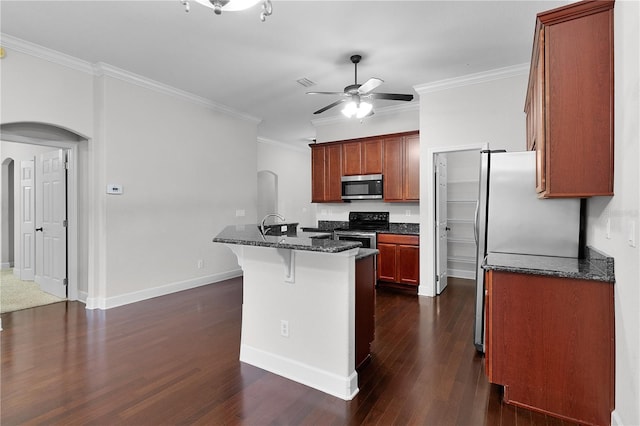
(35, 227, 43, 232)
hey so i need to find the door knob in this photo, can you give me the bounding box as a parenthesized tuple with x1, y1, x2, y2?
(35, 227, 43, 232)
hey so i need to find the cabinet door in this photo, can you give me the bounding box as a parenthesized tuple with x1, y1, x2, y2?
(362, 138, 383, 175)
(404, 134, 420, 201)
(376, 243, 397, 282)
(342, 142, 362, 176)
(396, 244, 419, 286)
(325, 144, 343, 202)
(537, 3, 614, 197)
(311, 145, 326, 202)
(383, 137, 403, 201)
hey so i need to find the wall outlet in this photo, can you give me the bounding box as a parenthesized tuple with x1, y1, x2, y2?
(235, 209, 245, 217)
(628, 220, 636, 248)
(197, 259, 204, 269)
(405, 210, 411, 216)
(280, 320, 289, 337)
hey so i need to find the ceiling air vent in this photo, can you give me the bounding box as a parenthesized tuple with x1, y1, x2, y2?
(296, 77, 316, 88)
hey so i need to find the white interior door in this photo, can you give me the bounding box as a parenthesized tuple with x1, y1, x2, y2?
(35, 149, 67, 298)
(435, 154, 448, 294)
(19, 159, 35, 281)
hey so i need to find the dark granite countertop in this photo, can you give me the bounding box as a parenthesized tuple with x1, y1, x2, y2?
(356, 248, 379, 260)
(482, 247, 615, 283)
(380, 222, 419, 235)
(213, 225, 361, 254)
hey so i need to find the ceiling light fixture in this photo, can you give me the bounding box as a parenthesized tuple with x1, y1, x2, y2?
(342, 99, 373, 119)
(181, 0, 273, 21)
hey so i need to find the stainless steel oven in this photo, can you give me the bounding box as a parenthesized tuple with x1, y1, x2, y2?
(333, 230, 377, 249)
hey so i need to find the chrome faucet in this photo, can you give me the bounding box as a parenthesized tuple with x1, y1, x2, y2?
(260, 213, 285, 236)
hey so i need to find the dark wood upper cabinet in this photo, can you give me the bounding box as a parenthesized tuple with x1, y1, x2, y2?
(361, 138, 383, 175)
(383, 132, 419, 202)
(382, 136, 403, 201)
(342, 138, 383, 176)
(310, 144, 343, 203)
(404, 134, 420, 201)
(525, 0, 614, 198)
(310, 131, 417, 203)
(342, 142, 363, 176)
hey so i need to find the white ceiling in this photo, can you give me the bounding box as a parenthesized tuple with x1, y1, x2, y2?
(0, 0, 569, 147)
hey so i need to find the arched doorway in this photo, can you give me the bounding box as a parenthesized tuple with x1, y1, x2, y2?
(1, 122, 88, 302)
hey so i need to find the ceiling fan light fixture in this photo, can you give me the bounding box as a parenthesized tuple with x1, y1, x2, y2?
(194, 0, 260, 11)
(186, 0, 272, 20)
(342, 101, 372, 119)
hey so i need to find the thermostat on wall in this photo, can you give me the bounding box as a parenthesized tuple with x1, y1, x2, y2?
(107, 184, 123, 195)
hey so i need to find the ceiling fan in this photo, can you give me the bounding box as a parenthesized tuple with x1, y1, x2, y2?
(307, 54, 414, 118)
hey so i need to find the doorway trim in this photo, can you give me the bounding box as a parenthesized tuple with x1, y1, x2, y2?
(420, 142, 487, 298)
(1, 133, 83, 301)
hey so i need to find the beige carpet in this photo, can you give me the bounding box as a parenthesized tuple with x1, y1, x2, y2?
(1, 269, 66, 314)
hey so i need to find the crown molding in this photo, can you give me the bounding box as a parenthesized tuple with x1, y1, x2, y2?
(1, 33, 94, 74)
(93, 63, 261, 124)
(257, 136, 309, 154)
(311, 101, 419, 127)
(1, 33, 261, 125)
(413, 63, 529, 95)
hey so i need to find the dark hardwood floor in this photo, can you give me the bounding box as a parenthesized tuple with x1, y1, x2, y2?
(1, 277, 579, 425)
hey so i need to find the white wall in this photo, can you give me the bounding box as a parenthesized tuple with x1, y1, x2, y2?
(257, 139, 315, 227)
(313, 106, 421, 223)
(587, 2, 639, 425)
(1, 42, 259, 308)
(416, 67, 529, 298)
(98, 75, 258, 302)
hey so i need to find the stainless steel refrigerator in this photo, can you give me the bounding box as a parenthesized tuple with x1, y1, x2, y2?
(473, 150, 581, 352)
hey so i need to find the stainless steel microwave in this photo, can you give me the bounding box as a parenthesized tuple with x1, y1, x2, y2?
(341, 174, 383, 200)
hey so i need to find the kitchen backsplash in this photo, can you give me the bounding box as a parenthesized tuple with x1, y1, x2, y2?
(317, 220, 420, 234)
(315, 202, 420, 224)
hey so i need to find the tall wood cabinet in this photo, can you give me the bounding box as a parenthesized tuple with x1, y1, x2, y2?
(310, 144, 343, 203)
(485, 270, 614, 426)
(525, 0, 615, 198)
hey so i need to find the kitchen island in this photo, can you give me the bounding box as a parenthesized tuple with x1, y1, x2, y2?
(213, 225, 376, 400)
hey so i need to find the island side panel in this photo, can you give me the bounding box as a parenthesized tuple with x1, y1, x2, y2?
(227, 245, 358, 400)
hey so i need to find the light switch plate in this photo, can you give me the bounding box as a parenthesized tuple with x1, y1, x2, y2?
(106, 184, 123, 195)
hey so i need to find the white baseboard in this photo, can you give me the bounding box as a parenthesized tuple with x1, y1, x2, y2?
(448, 268, 475, 280)
(611, 410, 624, 426)
(84, 269, 242, 310)
(1, 262, 13, 269)
(240, 344, 359, 401)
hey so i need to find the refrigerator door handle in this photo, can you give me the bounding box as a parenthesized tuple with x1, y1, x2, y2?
(474, 201, 479, 244)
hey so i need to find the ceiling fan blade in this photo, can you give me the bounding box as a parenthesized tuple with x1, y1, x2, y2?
(370, 93, 414, 101)
(314, 99, 347, 115)
(307, 91, 348, 96)
(358, 78, 384, 95)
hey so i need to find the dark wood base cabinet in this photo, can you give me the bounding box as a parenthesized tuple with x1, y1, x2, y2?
(485, 270, 614, 426)
(355, 255, 376, 370)
(376, 234, 419, 288)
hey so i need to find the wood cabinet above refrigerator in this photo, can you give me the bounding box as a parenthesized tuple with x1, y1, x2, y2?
(525, 0, 615, 198)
